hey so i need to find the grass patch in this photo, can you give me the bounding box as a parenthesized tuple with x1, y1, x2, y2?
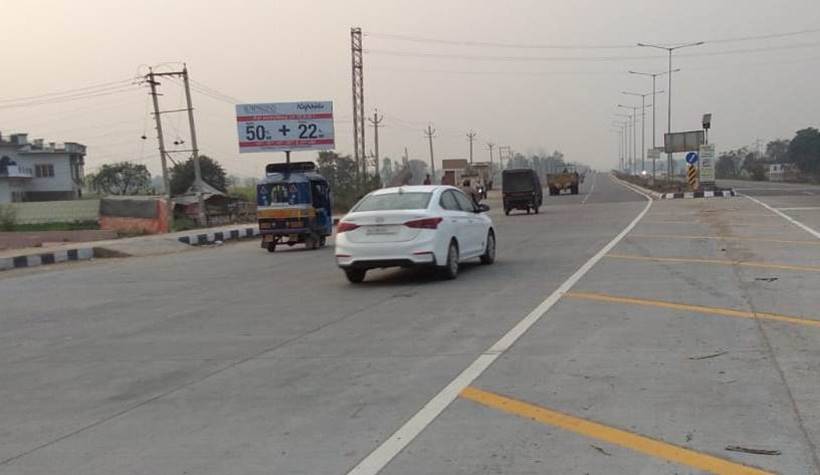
(8, 221, 100, 232)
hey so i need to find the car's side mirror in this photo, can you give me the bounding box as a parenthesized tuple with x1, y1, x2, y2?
(476, 204, 490, 213)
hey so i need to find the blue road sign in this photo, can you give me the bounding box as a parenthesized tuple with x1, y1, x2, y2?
(685, 151, 699, 165)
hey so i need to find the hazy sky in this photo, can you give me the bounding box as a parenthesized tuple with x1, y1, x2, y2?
(2, 0, 819, 178)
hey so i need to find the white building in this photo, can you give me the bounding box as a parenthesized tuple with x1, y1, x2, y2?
(0, 132, 86, 203)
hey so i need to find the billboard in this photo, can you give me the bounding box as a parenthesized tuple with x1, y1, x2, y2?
(664, 130, 705, 153)
(235, 101, 334, 153)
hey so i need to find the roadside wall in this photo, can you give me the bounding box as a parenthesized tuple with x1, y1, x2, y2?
(7, 199, 100, 224)
(99, 197, 169, 234)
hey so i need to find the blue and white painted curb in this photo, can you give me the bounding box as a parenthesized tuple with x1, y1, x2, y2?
(660, 190, 736, 199)
(177, 226, 260, 246)
(0, 247, 94, 271)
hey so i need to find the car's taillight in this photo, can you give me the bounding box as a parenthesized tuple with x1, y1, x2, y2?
(404, 217, 443, 229)
(337, 222, 360, 233)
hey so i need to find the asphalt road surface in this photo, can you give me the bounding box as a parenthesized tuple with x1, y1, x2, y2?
(2, 173, 819, 474)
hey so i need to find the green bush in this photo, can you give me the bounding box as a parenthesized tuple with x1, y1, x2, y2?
(0, 205, 18, 231)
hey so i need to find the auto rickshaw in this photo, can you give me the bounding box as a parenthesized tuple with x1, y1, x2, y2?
(256, 162, 332, 252)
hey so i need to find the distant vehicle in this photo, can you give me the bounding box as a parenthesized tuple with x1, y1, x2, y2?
(335, 185, 496, 283)
(502, 168, 543, 215)
(547, 165, 580, 195)
(256, 162, 333, 252)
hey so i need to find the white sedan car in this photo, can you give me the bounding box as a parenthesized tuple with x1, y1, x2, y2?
(335, 185, 496, 283)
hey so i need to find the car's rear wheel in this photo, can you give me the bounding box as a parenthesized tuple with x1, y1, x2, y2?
(439, 240, 459, 280)
(266, 242, 276, 253)
(480, 230, 496, 265)
(344, 268, 366, 283)
(504, 208, 510, 216)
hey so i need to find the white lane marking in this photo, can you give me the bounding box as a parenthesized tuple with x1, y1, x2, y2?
(745, 195, 820, 240)
(777, 207, 820, 211)
(347, 178, 654, 475)
(580, 173, 597, 205)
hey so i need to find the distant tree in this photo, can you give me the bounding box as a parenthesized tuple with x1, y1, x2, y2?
(787, 128, 820, 176)
(89, 162, 151, 195)
(716, 149, 743, 179)
(170, 155, 227, 195)
(765, 139, 790, 163)
(742, 153, 767, 181)
(406, 159, 428, 185)
(382, 157, 394, 184)
(316, 151, 379, 210)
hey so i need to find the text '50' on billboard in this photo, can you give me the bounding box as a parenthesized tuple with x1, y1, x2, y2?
(235, 101, 335, 153)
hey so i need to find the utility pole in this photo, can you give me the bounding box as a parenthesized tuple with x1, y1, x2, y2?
(402, 147, 409, 166)
(467, 130, 477, 164)
(350, 27, 366, 189)
(181, 66, 206, 225)
(424, 125, 436, 181)
(487, 142, 495, 187)
(368, 109, 383, 183)
(147, 68, 173, 230)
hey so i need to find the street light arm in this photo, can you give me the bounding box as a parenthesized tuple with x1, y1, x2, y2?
(637, 43, 670, 51)
(672, 41, 705, 50)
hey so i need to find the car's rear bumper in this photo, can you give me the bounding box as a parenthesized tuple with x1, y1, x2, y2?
(335, 237, 441, 269)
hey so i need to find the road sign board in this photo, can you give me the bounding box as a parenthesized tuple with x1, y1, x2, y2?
(687, 164, 699, 190)
(648, 149, 660, 161)
(685, 151, 699, 165)
(699, 144, 716, 184)
(664, 130, 705, 153)
(235, 101, 335, 153)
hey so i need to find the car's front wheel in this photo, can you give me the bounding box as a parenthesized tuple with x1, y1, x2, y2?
(344, 268, 366, 283)
(480, 230, 496, 265)
(439, 240, 459, 280)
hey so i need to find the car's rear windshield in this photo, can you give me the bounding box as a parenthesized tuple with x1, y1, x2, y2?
(352, 192, 432, 212)
(503, 172, 534, 192)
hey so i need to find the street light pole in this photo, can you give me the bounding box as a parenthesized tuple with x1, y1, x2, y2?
(623, 91, 663, 175)
(638, 41, 704, 182)
(615, 113, 631, 173)
(629, 69, 679, 180)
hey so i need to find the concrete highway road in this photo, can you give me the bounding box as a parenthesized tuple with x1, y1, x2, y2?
(2, 173, 819, 474)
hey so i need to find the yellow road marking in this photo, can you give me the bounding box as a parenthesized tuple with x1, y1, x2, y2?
(606, 253, 820, 273)
(460, 387, 772, 475)
(565, 291, 820, 328)
(630, 233, 820, 246)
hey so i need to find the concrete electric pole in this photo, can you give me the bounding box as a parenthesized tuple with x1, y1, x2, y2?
(146, 68, 173, 230)
(467, 130, 477, 164)
(368, 110, 384, 183)
(424, 125, 436, 181)
(181, 66, 206, 225)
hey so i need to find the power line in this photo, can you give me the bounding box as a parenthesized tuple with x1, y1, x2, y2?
(368, 52, 820, 78)
(0, 85, 140, 110)
(365, 32, 634, 49)
(365, 27, 820, 50)
(0, 78, 134, 103)
(366, 39, 820, 63)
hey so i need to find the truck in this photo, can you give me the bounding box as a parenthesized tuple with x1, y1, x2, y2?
(546, 165, 580, 196)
